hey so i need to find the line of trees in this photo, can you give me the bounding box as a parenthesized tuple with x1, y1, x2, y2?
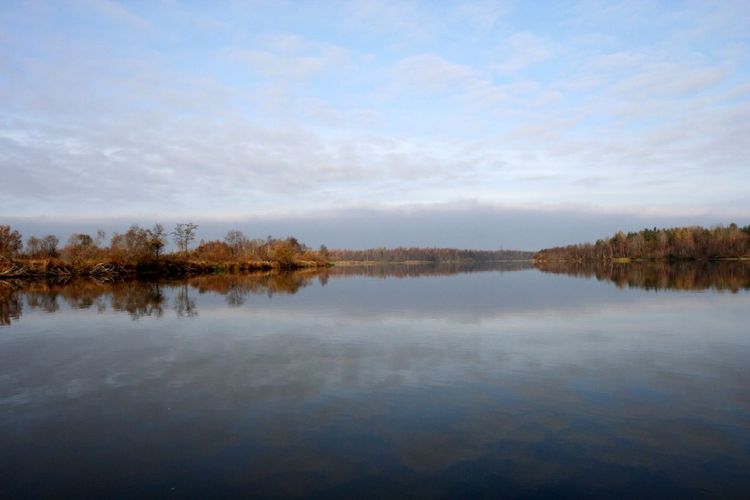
(192, 234, 329, 267)
(328, 247, 533, 263)
(0, 223, 329, 269)
(534, 224, 750, 262)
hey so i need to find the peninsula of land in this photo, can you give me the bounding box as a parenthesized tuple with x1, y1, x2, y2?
(0, 223, 533, 280)
(0, 224, 330, 279)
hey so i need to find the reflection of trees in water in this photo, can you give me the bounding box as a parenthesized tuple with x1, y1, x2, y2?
(41, 279, 109, 311)
(328, 261, 532, 279)
(535, 261, 750, 292)
(110, 282, 165, 319)
(1, 279, 168, 322)
(226, 285, 245, 307)
(3, 274, 315, 323)
(0, 281, 22, 325)
(188, 271, 320, 305)
(0, 263, 557, 325)
(26, 289, 60, 313)
(175, 284, 198, 318)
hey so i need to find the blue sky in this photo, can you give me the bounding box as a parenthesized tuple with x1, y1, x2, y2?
(1, 0, 749, 248)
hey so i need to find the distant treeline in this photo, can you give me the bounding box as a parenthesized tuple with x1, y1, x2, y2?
(0, 223, 330, 278)
(535, 224, 750, 262)
(329, 247, 533, 263)
(328, 261, 532, 279)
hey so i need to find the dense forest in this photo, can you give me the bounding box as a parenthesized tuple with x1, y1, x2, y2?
(329, 247, 533, 263)
(534, 224, 750, 262)
(0, 223, 330, 278)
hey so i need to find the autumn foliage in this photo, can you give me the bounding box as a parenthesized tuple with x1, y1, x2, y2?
(534, 224, 750, 262)
(0, 223, 329, 278)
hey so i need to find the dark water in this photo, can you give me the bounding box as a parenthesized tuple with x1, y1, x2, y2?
(1, 263, 749, 498)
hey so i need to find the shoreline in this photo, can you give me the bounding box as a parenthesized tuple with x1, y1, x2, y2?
(0, 258, 331, 280)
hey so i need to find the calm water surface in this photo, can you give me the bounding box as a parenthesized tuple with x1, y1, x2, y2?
(1, 263, 749, 498)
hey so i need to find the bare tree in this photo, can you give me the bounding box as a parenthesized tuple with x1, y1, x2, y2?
(26, 236, 43, 258)
(172, 223, 199, 254)
(224, 229, 247, 258)
(26, 235, 59, 258)
(149, 224, 167, 259)
(61, 231, 104, 263)
(95, 229, 106, 247)
(43, 235, 59, 257)
(0, 225, 22, 258)
(110, 224, 154, 262)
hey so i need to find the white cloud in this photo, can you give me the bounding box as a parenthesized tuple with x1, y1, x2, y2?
(343, 0, 432, 40)
(449, 1, 512, 34)
(0, 0, 748, 225)
(224, 34, 349, 80)
(492, 32, 557, 74)
(76, 0, 150, 29)
(394, 53, 476, 92)
(391, 53, 529, 108)
(588, 50, 645, 71)
(612, 63, 727, 97)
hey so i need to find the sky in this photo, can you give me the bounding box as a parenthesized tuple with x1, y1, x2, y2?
(1, 0, 749, 249)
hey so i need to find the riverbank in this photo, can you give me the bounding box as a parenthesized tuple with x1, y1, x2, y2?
(0, 257, 331, 279)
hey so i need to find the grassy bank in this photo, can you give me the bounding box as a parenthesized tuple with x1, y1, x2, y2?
(0, 257, 330, 279)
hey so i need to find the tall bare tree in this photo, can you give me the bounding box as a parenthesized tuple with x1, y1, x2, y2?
(149, 224, 167, 259)
(26, 235, 59, 258)
(0, 225, 22, 258)
(173, 223, 199, 254)
(224, 230, 247, 258)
